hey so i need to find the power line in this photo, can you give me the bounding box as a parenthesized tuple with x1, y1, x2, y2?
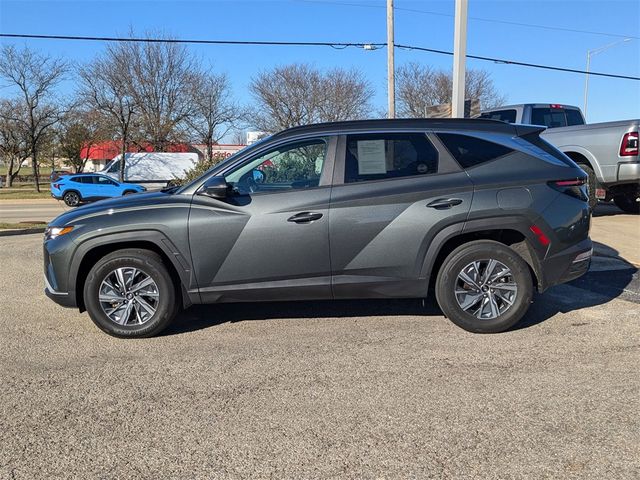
(1, 33, 638, 81)
(0, 33, 384, 50)
(395, 44, 640, 81)
(296, 0, 640, 40)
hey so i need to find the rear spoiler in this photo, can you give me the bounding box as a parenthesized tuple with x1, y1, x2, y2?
(514, 124, 547, 137)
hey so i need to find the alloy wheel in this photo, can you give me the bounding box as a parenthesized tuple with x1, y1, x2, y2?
(98, 267, 159, 325)
(454, 259, 518, 320)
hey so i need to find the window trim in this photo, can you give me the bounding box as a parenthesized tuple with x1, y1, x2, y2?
(220, 135, 337, 198)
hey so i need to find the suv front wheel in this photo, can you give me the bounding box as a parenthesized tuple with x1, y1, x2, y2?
(83, 249, 179, 338)
(435, 240, 533, 333)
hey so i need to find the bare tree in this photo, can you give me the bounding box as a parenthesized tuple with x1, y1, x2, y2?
(58, 107, 108, 173)
(120, 33, 197, 150)
(0, 99, 30, 187)
(0, 45, 68, 191)
(185, 71, 242, 163)
(230, 129, 247, 146)
(250, 63, 373, 132)
(396, 63, 506, 117)
(79, 44, 137, 182)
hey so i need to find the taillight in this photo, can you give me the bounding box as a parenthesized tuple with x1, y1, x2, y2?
(53, 183, 61, 189)
(620, 132, 639, 157)
(548, 178, 588, 202)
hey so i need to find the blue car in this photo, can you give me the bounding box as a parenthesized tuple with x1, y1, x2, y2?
(51, 173, 146, 207)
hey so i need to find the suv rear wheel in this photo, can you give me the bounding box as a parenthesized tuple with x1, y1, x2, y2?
(63, 191, 81, 207)
(435, 240, 533, 333)
(83, 249, 179, 338)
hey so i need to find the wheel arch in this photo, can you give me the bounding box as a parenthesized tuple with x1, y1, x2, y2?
(421, 220, 544, 293)
(557, 146, 604, 181)
(70, 232, 196, 312)
(63, 189, 82, 199)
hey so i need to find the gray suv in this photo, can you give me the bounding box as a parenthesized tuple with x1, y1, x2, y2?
(44, 119, 592, 338)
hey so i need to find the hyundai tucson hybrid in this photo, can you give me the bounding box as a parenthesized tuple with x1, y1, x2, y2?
(44, 119, 592, 338)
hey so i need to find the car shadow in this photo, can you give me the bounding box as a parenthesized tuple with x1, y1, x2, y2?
(593, 202, 624, 217)
(163, 242, 638, 336)
(163, 297, 443, 336)
(512, 241, 638, 330)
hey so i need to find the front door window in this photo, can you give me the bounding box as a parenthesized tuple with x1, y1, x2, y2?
(225, 139, 327, 195)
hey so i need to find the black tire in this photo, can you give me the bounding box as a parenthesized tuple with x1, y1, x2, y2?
(613, 193, 640, 214)
(577, 163, 597, 210)
(435, 240, 533, 333)
(83, 249, 180, 338)
(63, 191, 81, 207)
(122, 190, 136, 196)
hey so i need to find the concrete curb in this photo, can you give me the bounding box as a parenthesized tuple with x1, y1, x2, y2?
(0, 227, 46, 237)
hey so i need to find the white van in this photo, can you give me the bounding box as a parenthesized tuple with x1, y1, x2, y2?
(102, 152, 200, 186)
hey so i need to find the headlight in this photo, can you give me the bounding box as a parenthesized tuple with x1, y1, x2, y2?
(44, 226, 74, 241)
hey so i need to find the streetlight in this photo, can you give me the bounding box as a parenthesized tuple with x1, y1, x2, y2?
(583, 38, 632, 120)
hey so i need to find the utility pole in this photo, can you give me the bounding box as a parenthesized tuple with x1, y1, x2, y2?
(583, 38, 631, 121)
(451, 0, 468, 118)
(387, 0, 395, 119)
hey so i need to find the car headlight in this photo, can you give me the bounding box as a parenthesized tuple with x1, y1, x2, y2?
(44, 226, 74, 241)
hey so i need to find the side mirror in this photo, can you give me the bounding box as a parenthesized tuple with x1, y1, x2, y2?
(198, 176, 229, 199)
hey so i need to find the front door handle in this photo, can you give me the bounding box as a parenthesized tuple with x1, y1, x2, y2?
(287, 212, 323, 223)
(427, 198, 463, 209)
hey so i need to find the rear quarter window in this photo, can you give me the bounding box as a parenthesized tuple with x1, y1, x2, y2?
(565, 109, 585, 126)
(437, 133, 514, 169)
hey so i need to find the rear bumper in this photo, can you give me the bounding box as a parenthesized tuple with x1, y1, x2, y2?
(539, 237, 592, 291)
(618, 160, 640, 183)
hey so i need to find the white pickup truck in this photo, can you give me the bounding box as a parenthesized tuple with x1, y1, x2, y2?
(479, 103, 639, 213)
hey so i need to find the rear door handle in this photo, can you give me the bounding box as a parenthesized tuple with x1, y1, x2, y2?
(287, 212, 323, 223)
(427, 198, 463, 209)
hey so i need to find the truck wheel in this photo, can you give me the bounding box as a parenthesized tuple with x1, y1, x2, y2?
(577, 163, 597, 210)
(613, 193, 640, 214)
(83, 249, 180, 338)
(435, 240, 533, 333)
(63, 191, 81, 207)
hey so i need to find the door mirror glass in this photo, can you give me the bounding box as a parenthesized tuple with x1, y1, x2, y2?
(198, 176, 229, 199)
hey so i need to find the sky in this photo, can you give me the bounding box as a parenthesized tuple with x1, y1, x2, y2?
(0, 0, 639, 125)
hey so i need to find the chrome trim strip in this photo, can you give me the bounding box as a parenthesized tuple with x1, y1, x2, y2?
(44, 274, 68, 296)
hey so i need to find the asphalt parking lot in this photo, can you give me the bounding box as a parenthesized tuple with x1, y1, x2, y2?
(1, 215, 639, 479)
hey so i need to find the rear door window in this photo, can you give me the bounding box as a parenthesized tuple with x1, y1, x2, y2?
(437, 133, 513, 169)
(344, 133, 439, 183)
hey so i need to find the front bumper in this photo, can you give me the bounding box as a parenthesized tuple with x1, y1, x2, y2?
(44, 277, 77, 308)
(44, 237, 78, 309)
(539, 237, 593, 291)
